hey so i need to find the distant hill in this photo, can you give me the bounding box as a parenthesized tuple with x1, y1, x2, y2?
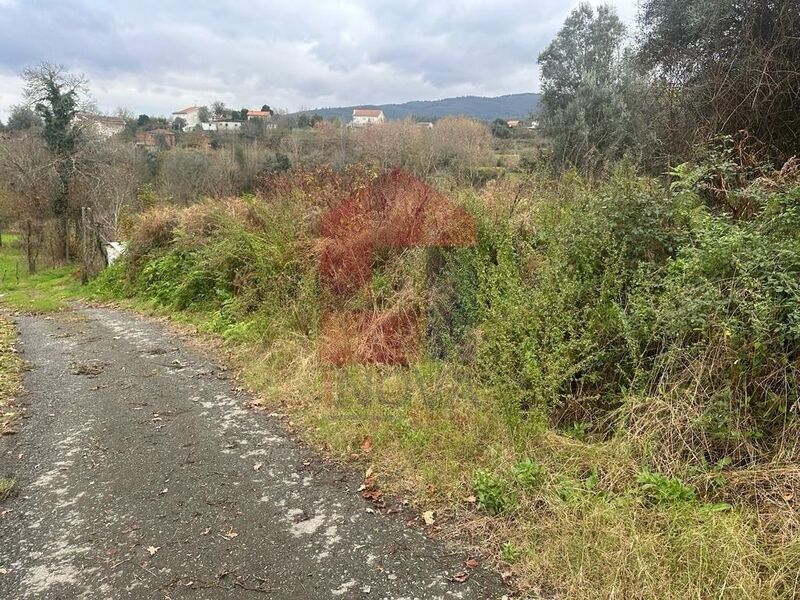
(294, 93, 540, 122)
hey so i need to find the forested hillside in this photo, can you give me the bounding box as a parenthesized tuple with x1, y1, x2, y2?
(293, 92, 540, 121)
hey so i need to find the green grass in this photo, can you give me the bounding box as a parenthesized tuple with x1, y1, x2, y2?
(0, 477, 14, 502)
(0, 234, 82, 312)
(0, 315, 21, 434)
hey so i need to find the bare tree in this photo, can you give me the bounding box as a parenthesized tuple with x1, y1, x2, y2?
(0, 132, 60, 272)
(22, 62, 88, 259)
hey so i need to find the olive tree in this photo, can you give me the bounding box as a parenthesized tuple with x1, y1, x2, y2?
(537, 4, 655, 170)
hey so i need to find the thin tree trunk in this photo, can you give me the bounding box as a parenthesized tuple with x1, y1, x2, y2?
(64, 214, 70, 262)
(26, 219, 36, 274)
(80, 208, 88, 285)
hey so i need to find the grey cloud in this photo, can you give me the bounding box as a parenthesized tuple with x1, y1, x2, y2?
(0, 0, 637, 117)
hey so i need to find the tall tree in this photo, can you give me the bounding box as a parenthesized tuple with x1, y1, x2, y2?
(22, 63, 87, 258)
(211, 100, 227, 120)
(638, 0, 800, 161)
(537, 4, 654, 170)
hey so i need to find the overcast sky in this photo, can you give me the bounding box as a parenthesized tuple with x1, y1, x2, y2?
(0, 0, 637, 120)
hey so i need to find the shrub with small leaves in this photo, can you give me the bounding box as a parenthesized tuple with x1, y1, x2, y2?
(473, 469, 515, 515)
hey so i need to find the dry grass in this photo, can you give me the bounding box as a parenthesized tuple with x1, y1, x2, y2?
(0, 316, 22, 434)
(232, 337, 796, 598)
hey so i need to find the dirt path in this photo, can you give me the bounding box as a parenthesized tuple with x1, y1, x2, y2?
(0, 306, 504, 599)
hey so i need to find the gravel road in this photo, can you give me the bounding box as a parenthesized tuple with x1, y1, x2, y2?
(0, 306, 505, 599)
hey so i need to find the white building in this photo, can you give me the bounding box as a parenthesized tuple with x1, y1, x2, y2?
(351, 108, 385, 127)
(171, 106, 202, 130)
(210, 120, 243, 132)
(76, 113, 126, 139)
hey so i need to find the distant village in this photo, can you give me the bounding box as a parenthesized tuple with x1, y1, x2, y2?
(74, 102, 538, 149)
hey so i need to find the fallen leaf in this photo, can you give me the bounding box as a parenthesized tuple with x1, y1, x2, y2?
(464, 495, 477, 504)
(147, 546, 160, 556)
(465, 557, 479, 569)
(223, 527, 239, 539)
(450, 571, 470, 583)
(422, 510, 435, 526)
(292, 511, 310, 523)
(200, 527, 211, 536)
(0, 567, 9, 574)
(500, 569, 514, 583)
(253, 462, 263, 471)
(158, 488, 168, 496)
(365, 467, 374, 479)
(363, 489, 384, 502)
(360, 437, 373, 453)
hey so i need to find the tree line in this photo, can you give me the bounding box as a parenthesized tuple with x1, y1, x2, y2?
(537, 0, 800, 171)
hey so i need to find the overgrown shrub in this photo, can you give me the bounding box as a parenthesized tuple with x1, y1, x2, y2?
(99, 154, 800, 598)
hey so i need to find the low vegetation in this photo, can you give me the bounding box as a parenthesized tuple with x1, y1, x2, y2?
(0, 307, 22, 436)
(77, 148, 800, 598)
(0, 477, 14, 502)
(0, 234, 80, 312)
(0, 0, 797, 597)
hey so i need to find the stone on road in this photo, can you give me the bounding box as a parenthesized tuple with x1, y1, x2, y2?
(0, 307, 504, 599)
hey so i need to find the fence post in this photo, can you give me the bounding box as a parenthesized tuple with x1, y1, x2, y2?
(80, 207, 88, 285)
(26, 219, 35, 275)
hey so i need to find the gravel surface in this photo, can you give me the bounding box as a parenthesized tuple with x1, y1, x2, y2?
(0, 306, 505, 599)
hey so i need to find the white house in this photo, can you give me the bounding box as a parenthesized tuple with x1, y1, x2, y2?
(246, 110, 278, 129)
(76, 112, 126, 139)
(351, 108, 385, 127)
(211, 120, 242, 132)
(171, 106, 202, 130)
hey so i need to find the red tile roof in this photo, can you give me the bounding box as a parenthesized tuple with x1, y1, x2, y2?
(247, 110, 272, 117)
(353, 109, 383, 117)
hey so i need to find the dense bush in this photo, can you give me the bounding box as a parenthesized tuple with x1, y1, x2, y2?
(106, 196, 318, 343)
(97, 152, 800, 598)
(110, 155, 800, 464)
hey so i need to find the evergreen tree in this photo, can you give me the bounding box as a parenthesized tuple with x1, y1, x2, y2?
(538, 4, 654, 170)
